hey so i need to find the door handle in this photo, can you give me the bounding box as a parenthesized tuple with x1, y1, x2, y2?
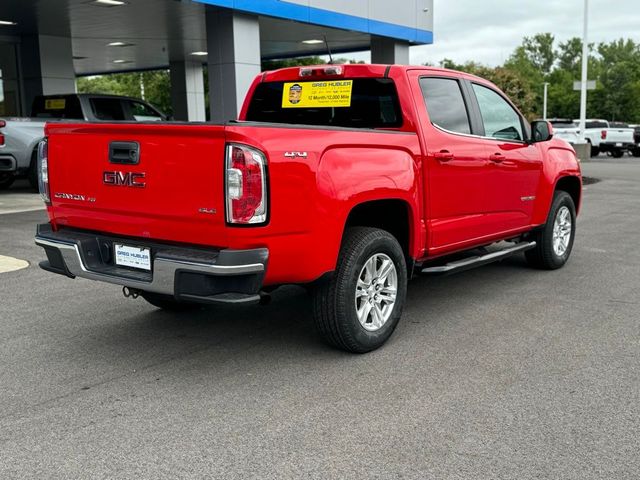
(489, 152, 504, 163)
(433, 150, 454, 162)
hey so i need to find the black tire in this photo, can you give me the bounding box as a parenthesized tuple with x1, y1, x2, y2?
(632, 147, 640, 158)
(525, 191, 576, 270)
(0, 173, 15, 190)
(590, 145, 600, 157)
(28, 149, 39, 190)
(611, 149, 624, 158)
(312, 227, 408, 353)
(140, 291, 200, 311)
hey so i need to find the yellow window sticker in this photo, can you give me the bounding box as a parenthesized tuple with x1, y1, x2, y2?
(45, 99, 66, 110)
(282, 80, 353, 108)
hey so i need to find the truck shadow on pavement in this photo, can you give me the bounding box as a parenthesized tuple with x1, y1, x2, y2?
(77, 285, 334, 366)
(71, 255, 539, 367)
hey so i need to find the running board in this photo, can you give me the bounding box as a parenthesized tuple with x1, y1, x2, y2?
(420, 241, 536, 276)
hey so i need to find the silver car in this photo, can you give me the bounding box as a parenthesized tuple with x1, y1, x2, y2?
(0, 94, 167, 189)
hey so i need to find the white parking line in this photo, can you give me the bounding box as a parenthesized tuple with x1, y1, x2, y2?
(0, 255, 29, 273)
(0, 192, 46, 215)
(0, 206, 45, 215)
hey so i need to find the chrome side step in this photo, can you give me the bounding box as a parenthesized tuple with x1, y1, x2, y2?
(420, 241, 536, 276)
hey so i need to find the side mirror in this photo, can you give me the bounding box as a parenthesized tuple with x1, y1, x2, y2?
(531, 120, 554, 143)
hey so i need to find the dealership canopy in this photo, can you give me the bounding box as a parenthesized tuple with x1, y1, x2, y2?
(0, 0, 433, 121)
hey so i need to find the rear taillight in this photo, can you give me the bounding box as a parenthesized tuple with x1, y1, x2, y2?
(0, 119, 5, 146)
(37, 138, 50, 205)
(225, 143, 267, 225)
(601, 130, 607, 140)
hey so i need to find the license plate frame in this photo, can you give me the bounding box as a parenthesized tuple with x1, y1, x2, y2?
(114, 244, 152, 271)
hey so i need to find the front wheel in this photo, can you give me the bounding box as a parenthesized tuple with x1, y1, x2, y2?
(312, 227, 408, 353)
(525, 191, 576, 270)
(632, 147, 640, 158)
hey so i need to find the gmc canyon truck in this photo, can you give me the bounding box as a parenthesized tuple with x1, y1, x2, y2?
(0, 94, 166, 189)
(35, 64, 582, 353)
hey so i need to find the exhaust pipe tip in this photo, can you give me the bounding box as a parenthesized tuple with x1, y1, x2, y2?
(122, 286, 141, 299)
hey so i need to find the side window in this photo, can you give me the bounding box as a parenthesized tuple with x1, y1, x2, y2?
(472, 84, 523, 141)
(90, 98, 125, 121)
(127, 100, 163, 122)
(420, 77, 471, 135)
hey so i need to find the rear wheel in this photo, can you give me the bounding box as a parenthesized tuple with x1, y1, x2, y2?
(140, 291, 199, 311)
(525, 191, 576, 270)
(312, 227, 407, 353)
(611, 149, 624, 158)
(590, 145, 600, 157)
(632, 147, 640, 158)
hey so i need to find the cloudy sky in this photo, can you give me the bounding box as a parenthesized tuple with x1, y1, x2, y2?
(408, 0, 640, 66)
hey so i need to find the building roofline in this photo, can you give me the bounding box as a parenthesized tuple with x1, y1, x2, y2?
(192, 0, 433, 45)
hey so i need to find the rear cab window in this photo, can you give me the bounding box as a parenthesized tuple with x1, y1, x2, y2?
(90, 98, 126, 121)
(585, 121, 608, 129)
(126, 100, 163, 121)
(246, 78, 402, 129)
(31, 96, 84, 119)
(550, 120, 577, 129)
(419, 77, 471, 135)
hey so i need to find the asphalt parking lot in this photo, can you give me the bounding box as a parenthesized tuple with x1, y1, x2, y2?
(1, 158, 639, 479)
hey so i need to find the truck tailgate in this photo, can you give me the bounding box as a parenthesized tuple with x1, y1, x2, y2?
(46, 123, 229, 247)
(605, 128, 635, 143)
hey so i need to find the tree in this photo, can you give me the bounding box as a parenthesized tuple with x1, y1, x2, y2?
(596, 60, 640, 121)
(598, 39, 640, 66)
(557, 37, 584, 74)
(440, 34, 640, 122)
(138, 71, 171, 115)
(546, 68, 580, 119)
(519, 33, 556, 76)
(77, 70, 172, 115)
(502, 34, 555, 117)
(591, 39, 640, 122)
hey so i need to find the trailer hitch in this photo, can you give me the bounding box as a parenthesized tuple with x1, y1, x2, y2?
(122, 286, 141, 299)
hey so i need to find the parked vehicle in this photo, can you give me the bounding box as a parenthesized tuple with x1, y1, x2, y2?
(35, 64, 582, 352)
(577, 119, 635, 157)
(547, 118, 580, 144)
(0, 94, 167, 189)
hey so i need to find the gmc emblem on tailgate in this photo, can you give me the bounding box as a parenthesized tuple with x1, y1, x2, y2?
(103, 171, 146, 188)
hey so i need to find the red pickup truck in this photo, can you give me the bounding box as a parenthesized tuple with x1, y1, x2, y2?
(35, 64, 581, 353)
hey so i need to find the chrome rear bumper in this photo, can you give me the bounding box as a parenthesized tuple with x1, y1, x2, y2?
(35, 224, 268, 304)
